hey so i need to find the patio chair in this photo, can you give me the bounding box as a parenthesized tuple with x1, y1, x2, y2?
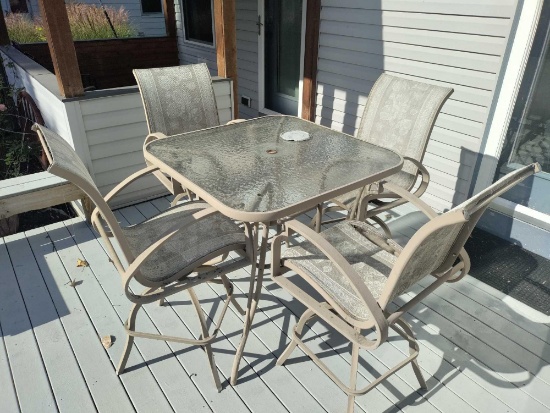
(134, 63, 244, 204)
(313, 74, 453, 235)
(272, 163, 540, 412)
(34, 124, 251, 392)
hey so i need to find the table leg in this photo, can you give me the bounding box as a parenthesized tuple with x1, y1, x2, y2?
(230, 221, 270, 385)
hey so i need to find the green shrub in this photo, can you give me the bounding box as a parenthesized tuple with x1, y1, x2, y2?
(5, 3, 136, 43)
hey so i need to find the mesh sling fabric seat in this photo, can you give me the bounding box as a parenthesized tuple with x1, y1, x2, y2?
(34, 124, 251, 392)
(314, 74, 453, 233)
(272, 163, 540, 412)
(134, 63, 244, 205)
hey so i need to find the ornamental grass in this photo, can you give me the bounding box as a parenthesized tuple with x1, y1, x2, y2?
(5, 3, 136, 43)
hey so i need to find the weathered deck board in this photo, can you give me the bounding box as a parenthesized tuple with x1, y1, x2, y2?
(0, 246, 22, 413)
(57, 219, 214, 413)
(0, 238, 57, 413)
(374, 207, 550, 410)
(44, 220, 175, 413)
(25, 225, 136, 413)
(2, 197, 550, 413)
(5, 232, 97, 413)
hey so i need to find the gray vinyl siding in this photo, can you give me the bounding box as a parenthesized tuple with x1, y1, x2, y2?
(175, 0, 259, 119)
(236, 0, 259, 119)
(77, 79, 233, 207)
(316, 0, 520, 212)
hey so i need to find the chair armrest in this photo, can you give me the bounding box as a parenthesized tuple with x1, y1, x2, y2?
(105, 165, 160, 205)
(281, 220, 389, 335)
(382, 181, 438, 220)
(143, 132, 168, 147)
(121, 207, 219, 303)
(403, 156, 430, 198)
(91, 165, 160, 233)
(443, 248, 471, 283)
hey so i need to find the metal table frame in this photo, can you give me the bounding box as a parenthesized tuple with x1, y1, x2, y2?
(144, 115, 403, 385)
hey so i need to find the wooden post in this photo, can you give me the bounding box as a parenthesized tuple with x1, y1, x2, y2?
(162, 0, 177, 38)
(301, 0, 321, 121)
(37, 0, 84, 98)
(214, 0, 238, 118)
(0, 9, 10, 45)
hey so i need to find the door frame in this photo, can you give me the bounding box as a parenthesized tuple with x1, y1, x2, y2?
(257, 0, 308, 117)
(473, 0, 549, 229)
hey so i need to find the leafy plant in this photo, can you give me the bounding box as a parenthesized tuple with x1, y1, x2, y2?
(5, 3, 136, 43)
(0, 62, 40, 180)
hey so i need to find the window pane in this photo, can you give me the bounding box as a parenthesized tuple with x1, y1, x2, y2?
(183, 0, 213, 44)
(494, 2, 550, 214)
(142, 0, 162, 13)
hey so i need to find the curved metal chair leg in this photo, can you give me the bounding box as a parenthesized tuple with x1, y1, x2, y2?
(394, 319, 427, 390)
(117, 300, 143, 375)
(220, 274, 245, 315)
(367, 215, 393, 239)
(188, 287, 223, 392)
(171, 191, 189, 207)
(347, 334, 360, 413)
(277, 308, 316, 366)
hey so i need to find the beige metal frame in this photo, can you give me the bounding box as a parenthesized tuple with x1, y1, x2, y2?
(271, 163, 540, 412)
(313, 74, 453, 233)
(134, 64, 245, 207)
(34, 124, 251, 392)
(142, 116, 404, 385)
(316, 157, 431, 235)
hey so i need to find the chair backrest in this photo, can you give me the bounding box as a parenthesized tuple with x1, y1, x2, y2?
(357, 74, 453, 180)
(33, 124, 134, 266)
(133, 63, 220, 136)
(378, 163, 540, 308)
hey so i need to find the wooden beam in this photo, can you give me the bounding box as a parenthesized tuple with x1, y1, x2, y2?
(0, 9, 10, 45)
(37, 0, 84, 98)
(162, 0, 177, 38)
(214, 0, 238, 118)
(301, 0, 321, 121)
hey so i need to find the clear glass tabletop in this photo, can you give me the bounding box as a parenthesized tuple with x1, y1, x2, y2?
(145, 116, 402, 221)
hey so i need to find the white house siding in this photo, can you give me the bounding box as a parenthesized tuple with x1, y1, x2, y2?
(76, 78, 233, 207)
(17, 0, 166, 37)
(175, 0, 259, 119)
(315, 0, 520, 212)
(235, 0, 259, 119)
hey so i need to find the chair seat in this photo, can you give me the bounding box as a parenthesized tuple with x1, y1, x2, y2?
(333, 171, 417, 208)
(282, 221, 401, 321)
(122, 202, 245, 283)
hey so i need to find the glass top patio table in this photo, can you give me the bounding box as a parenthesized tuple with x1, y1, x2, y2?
(144, 115, 403, 222)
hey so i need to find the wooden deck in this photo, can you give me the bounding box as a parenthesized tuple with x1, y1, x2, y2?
(1, 197, 550, 413)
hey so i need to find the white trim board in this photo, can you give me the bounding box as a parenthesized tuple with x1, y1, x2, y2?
(489, 197, 550, 233)
(474, 0, 545, 194)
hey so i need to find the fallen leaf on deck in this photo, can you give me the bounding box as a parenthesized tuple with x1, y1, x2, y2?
(76, 258, 89, 267)
(101, 335, 113, 349)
